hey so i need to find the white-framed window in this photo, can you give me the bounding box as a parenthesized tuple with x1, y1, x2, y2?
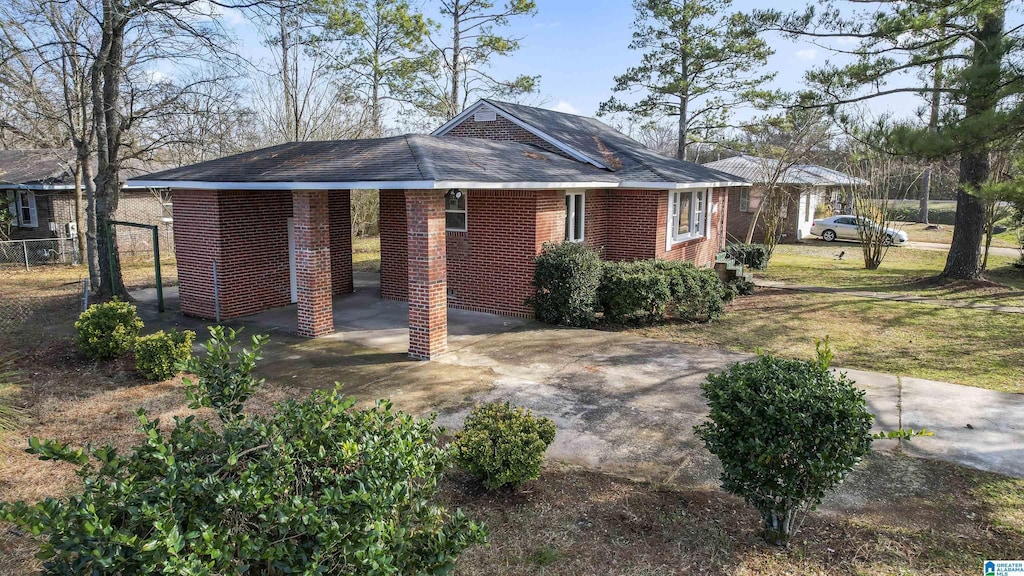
(739, 188, 762, 213)
(444, 189, 467, 232)
(668, 189, 710, 245)
(565, 192, 585, 242)
(14, 190, 37, 228)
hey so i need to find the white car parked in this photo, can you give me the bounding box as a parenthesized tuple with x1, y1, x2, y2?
(809, 215, 909, 246)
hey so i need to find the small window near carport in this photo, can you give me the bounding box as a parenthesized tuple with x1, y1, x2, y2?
(565, 192, 584, 242)
(14, 190, 37, 228)
(445, 189, 467, 232)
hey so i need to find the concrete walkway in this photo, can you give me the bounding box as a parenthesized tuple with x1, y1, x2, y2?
(755, 279, 1024, 313)
(139, 274, 1024, 481)
(908, 240, 1020, 258)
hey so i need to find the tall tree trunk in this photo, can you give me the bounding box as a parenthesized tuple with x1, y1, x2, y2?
(91, 0, 127, 299)
(81, 152, 100, 289)
(919, 57, 943, 224)
(449, 0, 460, 120)
(280, 3, 295, 141)
(676, 26, 689, 161)
(73, 162, 87, 264)
(941, 6, 1003, 280)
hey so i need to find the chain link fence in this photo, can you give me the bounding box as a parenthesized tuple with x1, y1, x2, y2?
(113, 226, 177, 292)
(0, 278, 87, 345)
(0, 237, 80, 269)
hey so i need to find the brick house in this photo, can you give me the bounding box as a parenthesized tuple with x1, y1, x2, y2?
(0, 150, 173, 248)
(702, 154, 868, 243)
(132, 100, 749, 360)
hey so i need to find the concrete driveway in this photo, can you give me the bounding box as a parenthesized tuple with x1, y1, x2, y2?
(145, 273, 1024, 481)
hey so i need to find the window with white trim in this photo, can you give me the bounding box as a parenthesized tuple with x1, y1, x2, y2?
(668, 189, 710, 244)
(444, 189, 467, 231)
(565, 192, 585, 242)
(739, 188, 762, 213)
(15, 190, 37, 228)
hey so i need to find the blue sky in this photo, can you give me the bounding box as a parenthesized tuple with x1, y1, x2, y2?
(211, 0, 952, 125)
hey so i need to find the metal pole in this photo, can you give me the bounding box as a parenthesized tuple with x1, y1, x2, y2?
(22, 240, 29, 270)
(212, 260, 221, 323)
(152, 226, 164, 313)
(81, 278, 90, 312)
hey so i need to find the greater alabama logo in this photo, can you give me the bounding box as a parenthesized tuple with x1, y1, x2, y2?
(987, 560, 1024, 576)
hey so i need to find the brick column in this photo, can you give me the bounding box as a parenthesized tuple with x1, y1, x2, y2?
(293, 190, 333, 337)
(405, 190, 447, 360)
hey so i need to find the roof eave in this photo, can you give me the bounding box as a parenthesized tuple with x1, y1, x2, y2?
(618, 181, 752, 189)
(126, 179, 620, 191)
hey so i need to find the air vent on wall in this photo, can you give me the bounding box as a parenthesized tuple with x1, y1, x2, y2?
(473, 109, 497, 122)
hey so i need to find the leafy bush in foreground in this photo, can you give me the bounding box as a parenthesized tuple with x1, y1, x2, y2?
(2, 328, 486, 575)
(531, 241, 604, 327)
(454, 402, 557, 490)
(598, 260, 672, 324)
(134, 329, 196, 381)
(694, 343, 874, 546)
(74, 298, 143, 360)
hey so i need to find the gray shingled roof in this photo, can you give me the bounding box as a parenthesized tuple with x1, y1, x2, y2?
(136, 135, 620, 186)
(702, 155, 867, 186)
(478, 99, 747, 185)
(0, 150, 74, 186)
(0, 149, 173, 188)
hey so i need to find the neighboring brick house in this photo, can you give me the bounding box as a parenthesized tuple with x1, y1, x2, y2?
(132, 100, 749, 360)
(0, 150, 174, 251)
(702, 154, 868, 243)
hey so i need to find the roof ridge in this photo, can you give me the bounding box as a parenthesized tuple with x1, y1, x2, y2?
(403, 134, 436, 181)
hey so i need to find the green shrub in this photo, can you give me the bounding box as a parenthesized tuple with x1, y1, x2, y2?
(531, 241, 604, 327)
(694, 345, 874, 546)
(727, 278, 756, 298)
(134, 329, 196, 381)
(725, 243, 770, 270)
(653, 260, 727, 322)
(182, 326, 268, 423)
(1, 329, 486, 575)
(74, 298, 144, 360)
(453, 402, 557, 490)
(598, 260, 672, 324)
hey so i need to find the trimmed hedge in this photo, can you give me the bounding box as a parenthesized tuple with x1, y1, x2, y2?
(531, 241, 604, 327)
(598, 261, 672, 324)
(453, 402, 556, 491)
(135, 329, 196, 381)
(598, 260, 727, 325)
(74, 299, 144, 360)
(725, 243, 770, 270)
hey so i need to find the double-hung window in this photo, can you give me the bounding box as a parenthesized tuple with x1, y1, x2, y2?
(13, 190, 37, 228)
(444, 189, 467, 232)
(668, 189, 709, 244)
(565, 192, 585, 242)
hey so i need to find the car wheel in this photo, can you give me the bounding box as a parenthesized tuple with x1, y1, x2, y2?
(883, 235, 893, 246)
(822, 230, 837, 242)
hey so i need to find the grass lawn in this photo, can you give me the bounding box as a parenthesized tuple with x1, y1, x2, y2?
(353, 235, 381, 272)
(636, 288, 1024, 392)
(760, 244, 1024, 307)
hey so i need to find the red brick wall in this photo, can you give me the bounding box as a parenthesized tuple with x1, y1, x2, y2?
(405, 190, 448, 359)
(329, 190, 353, 295)
(604, 189, 662, 261)
(293, 190, 334, 337)
(725, 185, 800, 244)
(582, 189, 609, 254)
(443, 114, 569, 158)
(657, 188, 730, 267)
(173, 189, 352, 321)
(172, 189, 221, 319)
(379, 189, 408, 301)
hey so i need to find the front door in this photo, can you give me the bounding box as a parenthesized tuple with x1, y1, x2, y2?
(287, 217, 297, 303)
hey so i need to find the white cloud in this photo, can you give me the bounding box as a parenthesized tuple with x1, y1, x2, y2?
(795, 48, 818, 61)
(145, 70, 172, 83)
(552, 100, 580, 115)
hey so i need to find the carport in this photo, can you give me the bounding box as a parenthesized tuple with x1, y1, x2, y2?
(130, 135, 618, 360)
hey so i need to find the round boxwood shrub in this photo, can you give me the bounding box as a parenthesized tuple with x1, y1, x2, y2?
(653, 260, 727, 322)
(598, 260, 672, 324)
(74, 298, 144, 360)
(134, 329, 196, 381)
(725, 243, 770, 270)
(531, 241, 604, 327)
(1, 329, 486, 575)
(694, 346, 874, 546)
(453, 402, 557, 491)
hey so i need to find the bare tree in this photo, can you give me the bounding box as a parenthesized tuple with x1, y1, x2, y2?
(841, 153, 915, 270)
